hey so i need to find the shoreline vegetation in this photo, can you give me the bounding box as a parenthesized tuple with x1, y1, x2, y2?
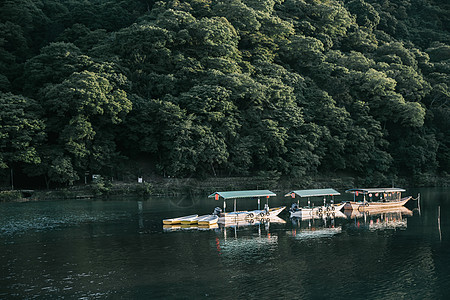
(1, 173, 449, 202)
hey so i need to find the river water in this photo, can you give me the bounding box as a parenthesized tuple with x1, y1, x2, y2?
(0, 188, 449, 299)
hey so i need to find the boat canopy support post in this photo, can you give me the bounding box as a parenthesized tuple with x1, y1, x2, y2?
(234, 198, 237, 212)
(418, 193, 421, 216)
(258, 197, 260, 210)
(223, 200, 226, 213)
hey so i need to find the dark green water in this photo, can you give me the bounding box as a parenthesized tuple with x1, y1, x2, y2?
(1, 188, 449, 299)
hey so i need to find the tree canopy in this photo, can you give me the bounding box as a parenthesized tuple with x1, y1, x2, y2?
(0, 0, 449, 187)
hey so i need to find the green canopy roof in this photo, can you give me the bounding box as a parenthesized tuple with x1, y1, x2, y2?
(208, 190, 276, 200)
(285, 188, 340, 198)
(345, 188, 406, 194)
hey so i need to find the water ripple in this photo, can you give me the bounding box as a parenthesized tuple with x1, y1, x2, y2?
(0, 201, 131, 236)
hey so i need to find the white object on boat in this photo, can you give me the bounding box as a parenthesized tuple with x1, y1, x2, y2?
(197, 214, 219, 226)
(162, 214, 198, 225)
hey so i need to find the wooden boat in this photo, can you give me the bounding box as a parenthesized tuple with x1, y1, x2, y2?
(285, 188, 345, 218)
(180, 215, 202, 225)
(343, 206, 413, 219)
(164, 223, 219, 232)
(219, 216, 286, 227)
(343, 188, 412, 211)
(208, 190, 286, 224)
(197, 214, 219, 226)
(291, 209, 347, 221)
(218, 207, 286, 224)
(162, 214, 198, 225)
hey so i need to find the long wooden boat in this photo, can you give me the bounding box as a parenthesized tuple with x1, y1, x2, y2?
(164, 223, 219, 232)
(180, 214, 219, 225)
(218, 206, 286, 223)
(343, 197, 412, 211)
(180, 215, 202, 225)
(343, 206, 413, 219)
(344, 188, 412, 211)
(291, 208, 347, 220)
(286, 188, 344, 218)
(163, 214, 198, 225)
(288, 202, 347, 218)
(219, 215, 286, 227)
(208, 190, 285, 224)
(197, 214, 219, 226)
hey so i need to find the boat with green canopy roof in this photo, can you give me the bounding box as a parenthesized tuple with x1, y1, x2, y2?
(208, 190, 286, 224)
(285, 188, 345, 218)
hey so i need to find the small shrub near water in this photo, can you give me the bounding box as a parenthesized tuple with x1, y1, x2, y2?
(133, 182, 153, 197)
(90, 176, 113, 196)
(0, 190, 22, 202)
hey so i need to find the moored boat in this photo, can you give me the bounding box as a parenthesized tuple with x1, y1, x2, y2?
(180, 215, 202, 225)
(163, 214, 198, 225)
(219, 215, 286, 227)
(343, 206, 413, 219)
(197, 214, 219, 226)
(285, 188, 344, 218)
(344, 188, 412, 211)
(208, 190, 286, 224)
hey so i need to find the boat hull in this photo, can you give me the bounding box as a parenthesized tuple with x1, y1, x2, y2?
(342, 196, 411, 211)
(289, 203, 346, 218)
(197, 215, 219, 226)
(220, 216, 286, 227)
(180, 219, 198, 225)
(163, 214, 198, 225)
(218, 206, 285, 224)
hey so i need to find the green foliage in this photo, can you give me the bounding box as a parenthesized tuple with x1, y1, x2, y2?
(0, 190, 22, 202)
(0, 92, 45, 169)
(0, 0, 449, 187)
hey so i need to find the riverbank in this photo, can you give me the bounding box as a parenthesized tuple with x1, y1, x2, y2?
(2, 172, 449, 202)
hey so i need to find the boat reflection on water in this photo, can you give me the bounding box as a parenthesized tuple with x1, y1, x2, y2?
(212, 217, 284, 257)
(344, 206, 413, 231)
(163, 216, 286, 233)
(163, 223, 219, 232)
(218, 216, 285, 239)
(287, 206, 414, 238)
(288, 213, 346, 239)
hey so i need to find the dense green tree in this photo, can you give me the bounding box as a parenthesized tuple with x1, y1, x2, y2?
(0, 92, 45, 189)
(0, 0, 449, 186)
(21, 42, 93, 95)
(35, 68, 132, 184)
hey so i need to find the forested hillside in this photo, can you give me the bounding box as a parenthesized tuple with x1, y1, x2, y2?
(1, 0, 449, 188)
